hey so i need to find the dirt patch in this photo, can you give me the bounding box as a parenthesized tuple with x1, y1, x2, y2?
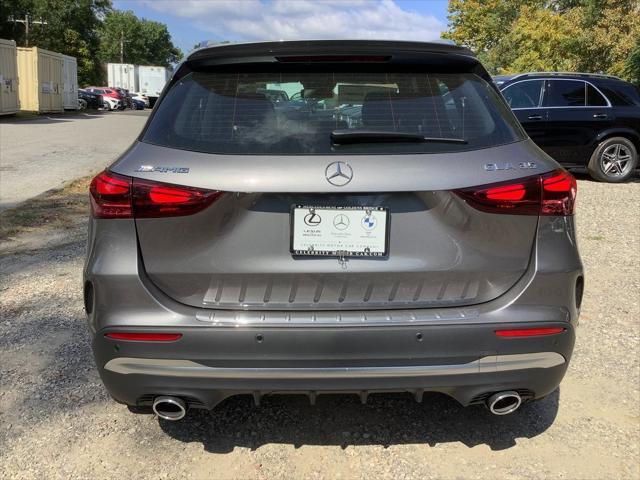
(0, 176, 92, 251)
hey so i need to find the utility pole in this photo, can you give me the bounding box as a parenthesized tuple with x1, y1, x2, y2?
(9, 14, 48, 47)
(120, 30, 124, 63)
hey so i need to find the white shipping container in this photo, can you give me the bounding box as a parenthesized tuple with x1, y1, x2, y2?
(136, 65, 170, 103)
(62, 54, 78, 110)
(107, 63, 136, 91)
(0, 38, 19, 115)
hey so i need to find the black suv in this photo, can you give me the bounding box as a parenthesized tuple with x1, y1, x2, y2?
(495, 73, 640, 182)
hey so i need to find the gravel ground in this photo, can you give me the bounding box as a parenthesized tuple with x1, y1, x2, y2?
(0, 172, 638, 479)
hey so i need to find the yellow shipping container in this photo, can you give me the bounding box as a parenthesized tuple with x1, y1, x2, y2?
(16, 46, 63, 113)
(0, 38, 19, 115)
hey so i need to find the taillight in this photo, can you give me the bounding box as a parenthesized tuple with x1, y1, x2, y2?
(132, 178, 223, 218)
(541, 170, 577, 216)
(454, 169, 576, 216)
(90, 171, 132, 218)
(89, 170, 222, 219)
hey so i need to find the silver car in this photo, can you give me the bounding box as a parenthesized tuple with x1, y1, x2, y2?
(84, 40, 582, 421)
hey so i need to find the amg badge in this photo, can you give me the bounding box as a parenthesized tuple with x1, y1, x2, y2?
(135, 165, 190, 173)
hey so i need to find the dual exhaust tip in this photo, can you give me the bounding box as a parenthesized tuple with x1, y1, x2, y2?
(151, 391, 522, 421)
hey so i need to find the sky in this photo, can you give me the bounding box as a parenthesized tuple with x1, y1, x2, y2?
(112, 0, 450, 56)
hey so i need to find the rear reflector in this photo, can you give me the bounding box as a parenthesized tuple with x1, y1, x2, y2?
(454, 169, 576, 216)
(90, 170, 223, 219)
(104, 332, 182, 342)
(495, 327, 565, 337)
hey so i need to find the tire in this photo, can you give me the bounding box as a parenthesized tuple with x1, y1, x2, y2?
(587, 136, 638, 182)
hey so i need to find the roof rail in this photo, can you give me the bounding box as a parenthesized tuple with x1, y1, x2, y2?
(508, 72, 623, 81)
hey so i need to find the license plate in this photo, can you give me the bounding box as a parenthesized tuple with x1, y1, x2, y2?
(291, 205, 389, 257)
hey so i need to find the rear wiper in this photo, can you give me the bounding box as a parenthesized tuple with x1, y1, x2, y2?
(330, 129, 467, 145)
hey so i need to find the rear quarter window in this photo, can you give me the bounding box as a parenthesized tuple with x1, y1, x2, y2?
(142, 70, 526, 155)
(597, 81, 640, 106)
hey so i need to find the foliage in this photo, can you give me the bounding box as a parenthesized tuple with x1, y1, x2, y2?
(98, 10, 181, 67)
(444, 0, 640, 84)
(0, 1, 181, 86)
(0, 0, 111, 85)
(625, 40, 640, 84)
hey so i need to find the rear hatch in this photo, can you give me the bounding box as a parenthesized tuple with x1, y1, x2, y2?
(111, 42, 557, 310)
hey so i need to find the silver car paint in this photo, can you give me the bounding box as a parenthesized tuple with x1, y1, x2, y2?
(84, 40, 582, 411)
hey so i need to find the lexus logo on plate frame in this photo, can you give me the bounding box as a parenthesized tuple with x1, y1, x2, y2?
(325, 161, 353, 186)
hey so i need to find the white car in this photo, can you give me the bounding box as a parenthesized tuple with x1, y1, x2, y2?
(102, 97, 120, 111)
(130, 92, 150, 107)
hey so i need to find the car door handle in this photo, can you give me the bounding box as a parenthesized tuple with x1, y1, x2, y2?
(527, 114, 543, 120)
(593, 113, 608, 119)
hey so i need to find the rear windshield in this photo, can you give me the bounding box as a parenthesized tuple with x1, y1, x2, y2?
(142, 70, 526, 155)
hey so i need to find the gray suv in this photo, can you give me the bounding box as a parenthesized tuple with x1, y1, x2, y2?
(84, 40, 582, 421)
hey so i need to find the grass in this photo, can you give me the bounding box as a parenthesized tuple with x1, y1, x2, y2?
(0, 175, 93, 241)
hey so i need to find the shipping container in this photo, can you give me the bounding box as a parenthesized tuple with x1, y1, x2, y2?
(0, 38, 19, 115)
(16, 47, 63, 113)
(136, 65, 170, 106)
(107, 63, 136, 91)
(62, 54, 78, 110)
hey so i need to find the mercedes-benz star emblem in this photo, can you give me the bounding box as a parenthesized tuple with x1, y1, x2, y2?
(304, 212, 321, 226)
(333, 214, 350, 230)
(325, 161, 353, 186)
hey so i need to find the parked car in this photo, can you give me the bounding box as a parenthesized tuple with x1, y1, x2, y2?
(101, 96, 120, 111)
(130, 91, 150, 107)
(85, 87, 126, 110)
(85, 40, 582, 421)
(131, 97, 145, 110)
(112, 87, 133, 109)
(78, 89, 103, 110)
(496, 72, 640, 182)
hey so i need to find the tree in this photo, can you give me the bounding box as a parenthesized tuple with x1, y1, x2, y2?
(0, 0, 112, 85)
(625, 40, 640, 84)
(98, 10, 181, 67)
(444, 0, 640, 83)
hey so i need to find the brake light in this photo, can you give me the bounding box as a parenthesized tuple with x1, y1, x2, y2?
(276, 55, 391, 63)
(104, 332, 182, 341)
(455, 175, 540, 215)
(454, 169, 576, 216)
(495, 327, 565, 337)
(89, 170, 223, 219)
(132, 178, 223, 218)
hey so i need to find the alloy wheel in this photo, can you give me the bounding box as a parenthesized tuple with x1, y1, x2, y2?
(600, 143, 633, 177)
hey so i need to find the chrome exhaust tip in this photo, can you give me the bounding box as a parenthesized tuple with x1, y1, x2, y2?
(152, 396, 187, 421)
(487, 391, 522, 415)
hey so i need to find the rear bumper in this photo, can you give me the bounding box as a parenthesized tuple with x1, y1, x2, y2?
(85, 216, 582, 410)
(93, 322, 575, 409)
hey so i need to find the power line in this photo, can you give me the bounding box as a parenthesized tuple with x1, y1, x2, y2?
(8, 14, 48, 47)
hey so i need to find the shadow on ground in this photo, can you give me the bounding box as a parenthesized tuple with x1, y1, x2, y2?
(158, 389, 559, 453)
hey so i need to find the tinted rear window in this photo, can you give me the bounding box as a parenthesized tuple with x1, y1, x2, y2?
(142, 70, 525, 155)
(598, 81, 640, 106)
(501, 80, 544, 108)
(545, 80, 586, 107)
